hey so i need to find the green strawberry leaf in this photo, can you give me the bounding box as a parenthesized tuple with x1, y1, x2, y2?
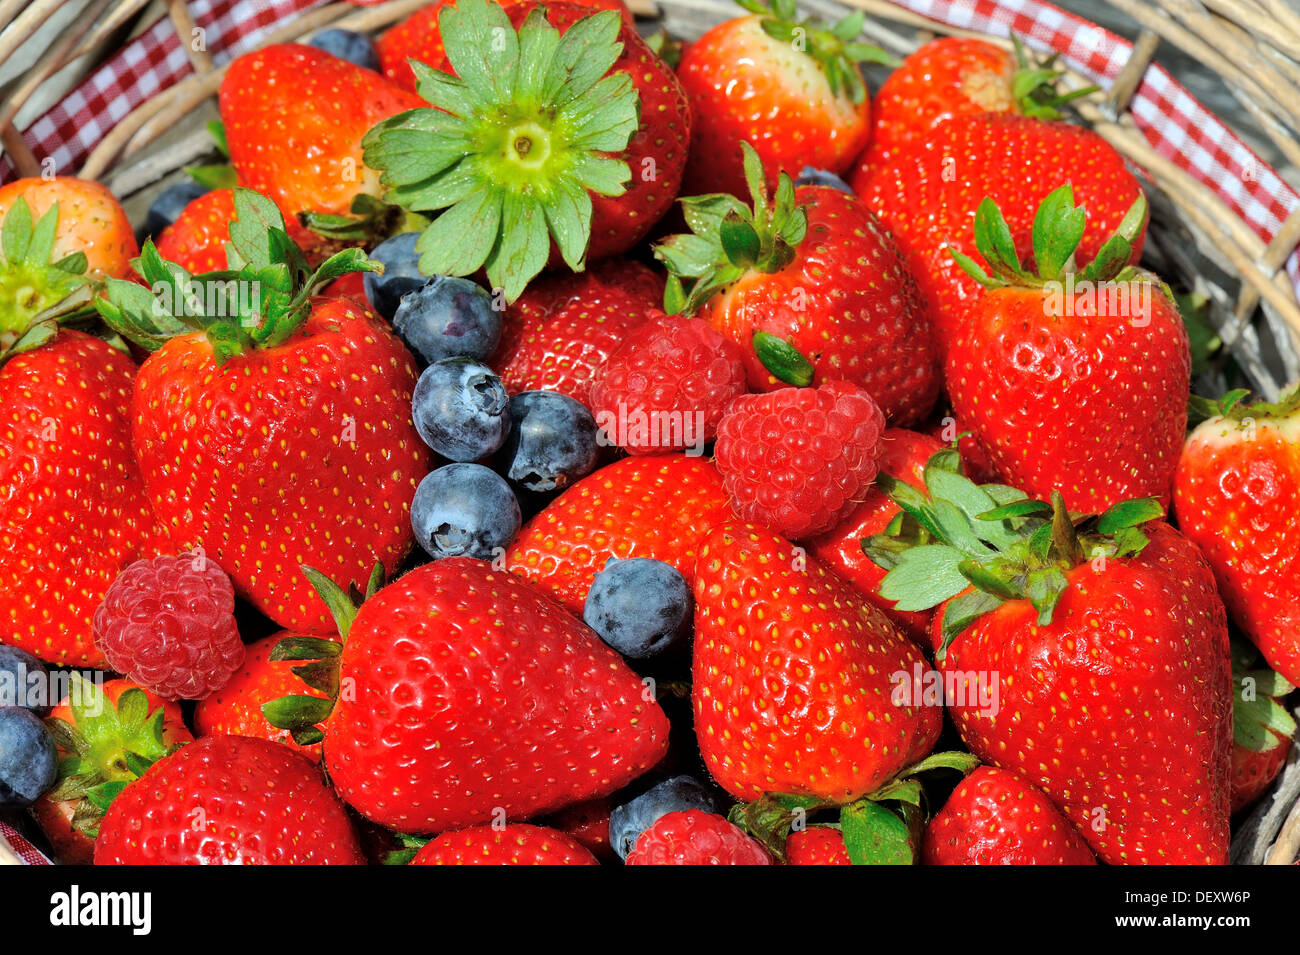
(752, 330, 814, 386)
(840, 800, 915, 865)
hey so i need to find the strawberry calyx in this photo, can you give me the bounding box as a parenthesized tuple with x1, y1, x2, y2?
(1232, 638, 1296, 755)
(185, 119, 238, 191)
(361, 0, 640, 302)
(738, 0, 895, 105)
(862, 449, 1163, 657)
(1008, 34, 1098, 120)
(42, 674, 180, 837)
(96, 188, 378, 364)
(0, 197, 98, 344)
(1189, 382, 1300, 426)
(657, 141, 809, 316)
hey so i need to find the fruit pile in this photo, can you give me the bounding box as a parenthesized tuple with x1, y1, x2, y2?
(0, 0, 1295, 866)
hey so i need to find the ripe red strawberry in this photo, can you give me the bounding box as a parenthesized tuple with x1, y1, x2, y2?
(542, 797, 616, 861)
(506, 454, 733, 613)
(155, 188, 336, 273)
(1227, 639, 1295, 814)
(677, 0, 890, 197)
(410, 824, 599, 865)
(364, 0, 690, 300)
(865, 460, 1232, 864)
(693, 522, 941, 803)
(33, 677, 191, 865)
(806, 427, 944, 642)
(626, 809, 772, 865)
(219, 44, 422, 220)
(852, 113, 1146, 349)
(94, 735, 364, 864)
(96, 189, 429, 633)
(946, 185, 1187, 512)
(657, 148, 940, 424)
(0, 176, 137, 280)
(493, 259, 665, 408)
(1173, 387, 1300, 683)
(195, 633, 339, 761)
(785, 826, 850, 865)
(922, 766, 1096, 865)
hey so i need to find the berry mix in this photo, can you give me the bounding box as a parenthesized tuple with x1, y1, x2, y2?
(0, 0, 1295, 866)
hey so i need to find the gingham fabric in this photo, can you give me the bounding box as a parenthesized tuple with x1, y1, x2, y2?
(0, 818, 52, 865)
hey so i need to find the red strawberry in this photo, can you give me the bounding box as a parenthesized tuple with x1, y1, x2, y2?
(677, 0, 888, 197)
(1227, 640, 1295, 814)
(0, 176, 137, 280)
(926, 412, 1001, 484)
(410, 824, 599, 865)
(693, 522, 941, 803)
(945, 185, 1187, 512)
(852, 113, 1146, 350)
(1173, 387, 1300, 683)
(865, 460, 1232, 864)
(626, 809, 772, 865)
(806, 427, 944, 642)
(922, 766, 1096, 865)
(493, 259, 666, 408)
(785, 826, 850, 865)
(542, 797, 616, 861)
(506, 454, 733, 613)
(364, 0, 690, 300)
(96, 190, 429, 633)
(94, 735, 364, 864)
(657, 149, 940, 424)
(155, 188, 336, 273)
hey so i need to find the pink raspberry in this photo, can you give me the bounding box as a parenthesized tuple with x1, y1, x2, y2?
(589, 314, 747, 455)
(626, 810, 772, 865)
(93, 553, 245, 700)
(714, 380, 886, 539)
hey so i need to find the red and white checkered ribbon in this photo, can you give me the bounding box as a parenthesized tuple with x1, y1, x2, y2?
(0, 818, 51, 865)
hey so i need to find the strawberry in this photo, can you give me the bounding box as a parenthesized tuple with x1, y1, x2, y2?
(676, 0, 891, 198)
(492, 258, 665, 408)
(32, 676, 191, 865)
(946, 185, 1187, 512)
(541, 797, 616, 861)
(926, 411, 1001, 485)
(506, 454, 733, 613)
(94, 734, 364, 864)
(657, 146, 940, 424)
(852, 113, 1146, 350)
(155, 188, 336, 274)
(692, 522, 941, 804)
(363, 0, 691, 300)
(267, 558, 669, 834)
(922, 766, 1096, 865)
(96, 189, 429, 633)
(410, 824, 599, 865)
(785, 826, 850, 865)
(0, 176, 137, 280)
(1173, 387, 1300, 683)
(1227, 639, 1295, 814)
(864, 456, 1232, 864)
(626, 809, 772, 865)
(806, 427, 944, 642)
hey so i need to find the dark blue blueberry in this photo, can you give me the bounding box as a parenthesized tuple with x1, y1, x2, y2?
(795, 167, 853, 193)
(0, 707, 58, 809)
(136, 181, 208, 244)
(583, 557, 692, 659)
(0, 646, 49, 715)
(364, 232, 427, 320)
(610, 776, 721, 860)
(412, 359, 511, 461)
(393, 276, 501, 364)
(309, 28, 380, 71)
(496, 391, 599, 493)
(411, 463, 521, 561)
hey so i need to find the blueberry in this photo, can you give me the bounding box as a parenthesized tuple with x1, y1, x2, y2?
(496, 391, 599, 492)
(411, 463, 521, 561)
(0, 646, 49, 715)
(795, 167, 853, 193)
(137, 181, 207, 244)
(309, 28, 380, 71)
(610, 776, 720, 860)
(365, 232, 426, 320)
(412, 358, 511, 461)
(0, 707, 58, 808)
(583, 557, 692, 659)
(393, 276, 501, 364)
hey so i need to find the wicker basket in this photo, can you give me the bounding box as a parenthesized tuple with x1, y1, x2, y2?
(2, 0, 1298, 864)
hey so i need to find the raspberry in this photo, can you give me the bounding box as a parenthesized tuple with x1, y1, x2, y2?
(93, 553, 245, 700)
(589, 315, 747, 455)
(625, 810, 772, 865)
(714, 380, 886, 539)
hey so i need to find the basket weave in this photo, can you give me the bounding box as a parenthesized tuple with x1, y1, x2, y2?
(2, 0, 1299, 863)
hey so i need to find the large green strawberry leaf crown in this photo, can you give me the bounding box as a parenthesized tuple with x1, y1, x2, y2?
(361, 0, 640, 302)
(861, 449, 1164, 658)
(736, 0, 896, 104)
(260, 564, 385, 746)
(1231, 638, 1297, 754)
(96, 188, 378, 364)
(43, 674, 181, 837)
(1188, 381, 1300, 427)
(1007, 34, 1099, 120)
